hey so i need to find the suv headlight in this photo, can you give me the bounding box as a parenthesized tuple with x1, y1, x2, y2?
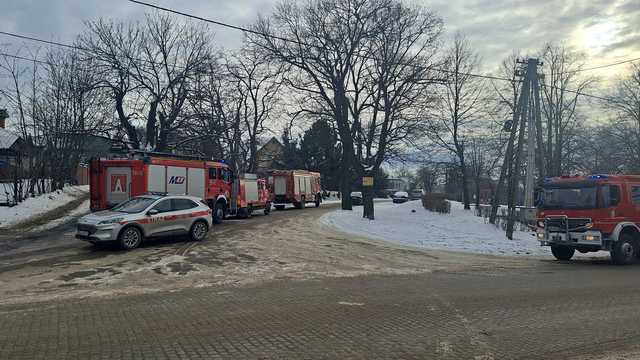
(98, 217, 124, 225)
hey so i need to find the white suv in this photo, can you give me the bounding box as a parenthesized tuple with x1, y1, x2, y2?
(76, 194, 213, 250)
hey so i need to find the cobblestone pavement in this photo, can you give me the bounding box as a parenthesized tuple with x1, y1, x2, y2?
(4, 262, 640, 359)
(3, 203, 640, 359)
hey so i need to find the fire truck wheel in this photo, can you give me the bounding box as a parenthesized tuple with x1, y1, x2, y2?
(315, 196, 320, 207)
(264, 203, 271, 215)
(275, 205, 285, 211)
(189, 221, 208, 241)
(238, 207, 249, 219)
(119, 226, 142, 250)
(611, 233, 637, 265)
(213, 203, 225, 224)
(551, 245, 575, 261)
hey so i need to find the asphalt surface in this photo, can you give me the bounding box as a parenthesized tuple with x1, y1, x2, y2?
(1, 203, 640, 359)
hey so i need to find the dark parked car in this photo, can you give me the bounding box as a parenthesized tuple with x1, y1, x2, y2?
(391, 191, 409, 204)
(350, 191, 363, 205)
(409, 190, 423, 200)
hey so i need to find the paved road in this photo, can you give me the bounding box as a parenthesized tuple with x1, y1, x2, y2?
(2, 204, 640, 359)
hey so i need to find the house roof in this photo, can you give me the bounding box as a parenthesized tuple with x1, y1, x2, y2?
(0, 128, 19, 150)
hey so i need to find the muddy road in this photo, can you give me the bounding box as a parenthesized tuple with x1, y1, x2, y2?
(0, 202, 533, 305)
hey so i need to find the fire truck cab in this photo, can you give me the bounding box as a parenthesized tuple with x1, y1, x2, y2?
(537, 174, 640, 265)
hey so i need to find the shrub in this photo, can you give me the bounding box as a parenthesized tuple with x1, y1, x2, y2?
(421, 193, 451, 214)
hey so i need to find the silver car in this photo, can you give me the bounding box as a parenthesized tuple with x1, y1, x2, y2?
(76, 194, 213, 250)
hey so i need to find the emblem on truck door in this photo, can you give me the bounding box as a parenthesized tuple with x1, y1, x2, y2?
(110, 175, 127, 193)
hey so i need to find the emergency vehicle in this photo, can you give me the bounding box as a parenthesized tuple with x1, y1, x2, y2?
(270, 170, 322, 210)
(89, 151, 270, 223)
(537, 174, 640, 265)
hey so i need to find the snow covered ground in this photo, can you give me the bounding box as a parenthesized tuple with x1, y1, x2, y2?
(321, 200, 609, 258)
(0, 185, 89, 229)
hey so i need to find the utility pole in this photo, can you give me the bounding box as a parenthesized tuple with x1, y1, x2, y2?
(523, 58, 543, 208)
(506, 58, 542, 239)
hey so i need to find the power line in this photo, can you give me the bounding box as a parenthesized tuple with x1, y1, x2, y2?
(0, 51, 49, 65)
(128, 0, 620, 103)
(0, 31, 82, 51)
(0, 8, 620, 104)
(562, 56, 640, 74)
(128, 0, 305, 47)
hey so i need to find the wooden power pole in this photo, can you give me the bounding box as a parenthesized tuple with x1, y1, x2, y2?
(506, 58, 542, 240)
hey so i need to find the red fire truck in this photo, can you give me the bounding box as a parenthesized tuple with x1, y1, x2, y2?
(270, 170, 322, 210)
(537, 174, 640, 265)
(89, 151, 270, 223)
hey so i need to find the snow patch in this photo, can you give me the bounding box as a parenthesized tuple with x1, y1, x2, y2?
(0, 185, 89, 228)
(320, 200, 609, 258)
(29, 200, 90, 232)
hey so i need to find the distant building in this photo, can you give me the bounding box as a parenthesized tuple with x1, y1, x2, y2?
(255, 137, 285, 172)
(386, 177, 409, 193)
(0, 127, 27, 181)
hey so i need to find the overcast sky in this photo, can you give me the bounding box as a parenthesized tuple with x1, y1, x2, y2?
(1, 0, 639, 80)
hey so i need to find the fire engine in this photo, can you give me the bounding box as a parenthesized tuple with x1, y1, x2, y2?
(270, 170, 322, 210)
(536, 174, 640, 265)
(89, 151, 271, 223)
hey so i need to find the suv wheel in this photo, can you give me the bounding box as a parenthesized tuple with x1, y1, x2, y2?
(190, 221, 208, 241)
(612, 233, 636, 265)
(119, 226, 142, 250)
(551, 245, 575, 261)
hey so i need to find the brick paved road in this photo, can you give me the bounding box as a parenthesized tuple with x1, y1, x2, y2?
(3, 261, 640, 359)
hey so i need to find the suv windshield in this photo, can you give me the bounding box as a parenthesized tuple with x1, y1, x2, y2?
(111, 197, 157, 213)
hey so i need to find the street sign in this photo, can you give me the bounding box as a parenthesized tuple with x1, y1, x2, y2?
(362, 176, 374, 187)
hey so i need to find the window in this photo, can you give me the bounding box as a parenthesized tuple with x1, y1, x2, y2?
(112, 197, 157, 213)
(631, 186, 640, 204)
(208, 168, 217, 180)
(152, 199, 172, 213)
(173, 199, 198, 211)
(222, 169, 232, 182)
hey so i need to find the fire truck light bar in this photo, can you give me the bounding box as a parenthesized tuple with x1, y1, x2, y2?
(588, 174, 608, 180)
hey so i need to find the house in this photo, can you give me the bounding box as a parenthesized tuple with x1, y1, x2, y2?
(386, 177, 409, 193)
(255, 137, 285, 172)
(0, 127, 26, 181)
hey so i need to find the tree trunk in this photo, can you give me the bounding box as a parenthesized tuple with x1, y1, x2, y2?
(475, 176, 481, 207)
(115, 94, 140, 149)
(459, 153, 471, 210)
(146, 100, 159, 150)
(340, 157, 353, 211)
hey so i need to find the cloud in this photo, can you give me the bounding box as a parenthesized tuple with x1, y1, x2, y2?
(0, 0, 638, 76)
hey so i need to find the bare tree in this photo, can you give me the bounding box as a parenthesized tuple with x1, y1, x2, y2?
(79, 19, 143, 148)
(539, 43, 596, 176)
(428, 33, 484, 210)
(131, 14, 210, 151)
(353, 2, 443, 219)
(607, 63, 640, 170)
(251, 0, 384, 210)
(227, 44, 285, 173)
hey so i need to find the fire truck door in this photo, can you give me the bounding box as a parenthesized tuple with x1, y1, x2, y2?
(105, 167, 131, 207)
